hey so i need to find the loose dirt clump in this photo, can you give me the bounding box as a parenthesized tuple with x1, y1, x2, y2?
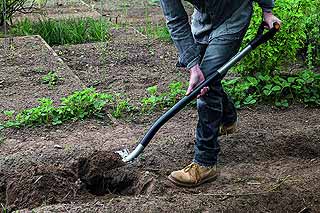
(78, 150, 137, 196)
(5, 165, 77, 211)
(77, 150, 161, 197)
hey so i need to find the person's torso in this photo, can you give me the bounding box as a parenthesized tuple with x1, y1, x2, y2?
(185, 0, 243, 21)
(187, 0, 253, 44)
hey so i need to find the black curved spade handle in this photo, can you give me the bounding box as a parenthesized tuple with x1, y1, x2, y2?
(250, 22, 280, 49)
(123, 22, 280, 162)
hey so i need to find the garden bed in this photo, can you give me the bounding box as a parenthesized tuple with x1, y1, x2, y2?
(1, 35, 320, 212)
(1, 105, 320, 211)
(0, 1, 319, 212)
(0, 35, 83, 120)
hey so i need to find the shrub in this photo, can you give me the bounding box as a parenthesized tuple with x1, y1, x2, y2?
(234, 0, 320, 75)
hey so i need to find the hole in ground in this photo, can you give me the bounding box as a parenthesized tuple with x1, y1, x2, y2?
(78, 150, 137, 196)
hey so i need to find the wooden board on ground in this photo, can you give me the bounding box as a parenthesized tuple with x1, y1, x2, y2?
(0, 35, 83, 115)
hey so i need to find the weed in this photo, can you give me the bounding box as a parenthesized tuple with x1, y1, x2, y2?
(233, 0, 320, 75)
(141, 82, 186, 113)
(3, 110, 15, 118)
(1, 203, 7, 213)
(41, 71, 63, 87)
(1, 70, 318, 130)
(111, 94, 130, 118)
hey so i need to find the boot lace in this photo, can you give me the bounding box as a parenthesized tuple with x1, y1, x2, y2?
(183, 163, 201, 183)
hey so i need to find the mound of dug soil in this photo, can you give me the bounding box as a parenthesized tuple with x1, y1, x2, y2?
(78, 150, 161, 196)
(78, 150, 136, 196)
(6, 165, 78, 210)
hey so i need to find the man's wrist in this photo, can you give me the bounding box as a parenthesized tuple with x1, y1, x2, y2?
(190, 64, 201, 73)
(263, 11, 273, 15)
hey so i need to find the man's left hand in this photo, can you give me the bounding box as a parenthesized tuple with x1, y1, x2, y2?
(263, 12, 282, 29)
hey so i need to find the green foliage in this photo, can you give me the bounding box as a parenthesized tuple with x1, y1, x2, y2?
(1, 71, 318, 130)
(110, 94, 131, 118)
(223, 70, 320, 108)
(10, 18, 111, 46)
(234, 0, 320, 75)
(41, 71, 63, 87)
(147, 0, 159, 6)
(0, 88, 136, 129)
(139, 23, 171, 42)
(1, 88, 113, 128)
(141, 82, 186, 112)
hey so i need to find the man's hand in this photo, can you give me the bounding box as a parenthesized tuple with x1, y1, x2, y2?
(263, 12, 282, 29)
(186, 64, 209, 98)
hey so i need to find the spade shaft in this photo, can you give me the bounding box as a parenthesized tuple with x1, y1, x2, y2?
(122, 23, 280, 162)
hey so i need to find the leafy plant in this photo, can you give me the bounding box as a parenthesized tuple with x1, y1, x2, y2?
(110, 94, 131, 118)
(141, 82, 186, 112)
(41, 71, 62, 87)
(222, 70, 320, 108)
(233, 0, 320, 75)
(2, 88, 114, 128)
(10, 17, 112, 45)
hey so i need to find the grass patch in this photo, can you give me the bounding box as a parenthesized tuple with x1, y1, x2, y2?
(10, 17, 112, 45)
(139, 23, 171, 42)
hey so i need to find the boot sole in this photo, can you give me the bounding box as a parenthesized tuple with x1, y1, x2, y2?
(168, 174, 218, 188)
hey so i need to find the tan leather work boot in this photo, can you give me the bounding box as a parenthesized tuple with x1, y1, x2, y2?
(219, 119, 238, 136)
(168, 162, 219, 187)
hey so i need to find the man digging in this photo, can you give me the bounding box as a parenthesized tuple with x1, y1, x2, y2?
(159, 0, 281, 187)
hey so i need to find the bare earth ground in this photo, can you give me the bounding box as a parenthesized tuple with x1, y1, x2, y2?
(0, 36, 83, 120)
(53, 27, 183, 103)
(13, 0, 101, 23)
(1, 2, 320, 212)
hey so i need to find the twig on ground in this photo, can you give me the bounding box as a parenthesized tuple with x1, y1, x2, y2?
(268, 175, 291, 192)
(131, 27, 148, 39)
(298, 207, 311, 213)
(199, 191, 276, 197)
(33, 175, 43, 184)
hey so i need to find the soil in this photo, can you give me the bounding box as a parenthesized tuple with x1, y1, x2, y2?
(1, 2, 320, 212)
(13, 1, 101, 23)
(53, 27, 184, 104)
(0, 36, 83, 121)
(5, 165, 78, 210)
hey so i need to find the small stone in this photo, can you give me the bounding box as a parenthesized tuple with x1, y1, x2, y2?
(54, 145, 63, 149)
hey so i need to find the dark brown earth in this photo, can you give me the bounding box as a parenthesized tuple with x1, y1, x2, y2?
(0, 2, 320, 212)
(0, 36, 83, 121)
(5, 165, 78, 210)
